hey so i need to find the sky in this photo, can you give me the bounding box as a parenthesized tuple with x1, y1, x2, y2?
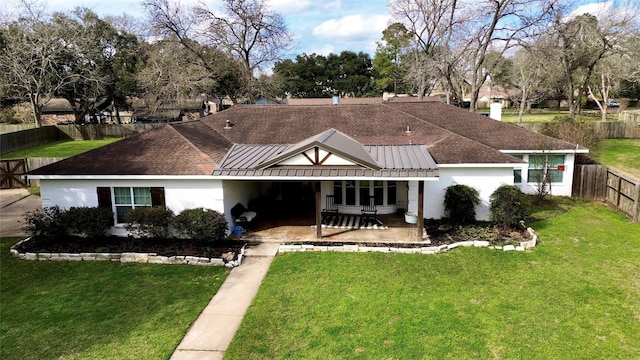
(0, 0, 627, 58)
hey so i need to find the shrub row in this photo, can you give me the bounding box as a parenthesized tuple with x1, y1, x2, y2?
(23, 206, 228, 242)
(444, 184, 528, 228)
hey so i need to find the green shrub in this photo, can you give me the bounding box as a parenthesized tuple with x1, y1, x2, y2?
(22, 206, 66, 241)
(124, 206, 174, 239)
(444, 185, 480, 224)
(490, 185, 528, 228)
(174, 208, 228, 241)
(65, 207, 114, 238)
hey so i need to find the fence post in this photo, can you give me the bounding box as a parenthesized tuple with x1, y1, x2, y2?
(634, 182, 640, 223)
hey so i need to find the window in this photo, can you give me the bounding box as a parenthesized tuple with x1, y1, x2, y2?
(528, 155, 565, 183)
(333, 181, 343, 204)
(387, 181, 397, 205)
(114, 187, 152, 223)
(512, 155, 523, 183)
(374, 181, 384, 205)
(359, 180, 370, 205)
(345, 180, 356, 205)
(333, 181, 397, 206)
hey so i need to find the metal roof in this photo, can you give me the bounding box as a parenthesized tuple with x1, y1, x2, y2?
(256, 128, 380, 170)
(212, 142, 438, 178)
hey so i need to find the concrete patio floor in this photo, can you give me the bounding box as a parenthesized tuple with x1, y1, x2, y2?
(233, 213, 429, 244)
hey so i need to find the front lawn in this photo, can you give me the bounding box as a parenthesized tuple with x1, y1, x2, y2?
(0, 138, 121, 159)
(0, 237, 229, 360)
(225, 200, 640, 359)
(595, 139, 640, 178)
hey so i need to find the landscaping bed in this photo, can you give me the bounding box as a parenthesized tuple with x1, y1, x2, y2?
(424, 220, 530, 246)
(13, 236, 247, 259)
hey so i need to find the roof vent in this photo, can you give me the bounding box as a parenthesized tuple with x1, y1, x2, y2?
(405, 125, 411, 135)
(224, 119, 232, 129)
(332, 93, 340, 105)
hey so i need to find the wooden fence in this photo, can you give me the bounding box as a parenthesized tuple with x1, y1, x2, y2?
(0, 157, 66, 188)
(573, 165, 640, 223)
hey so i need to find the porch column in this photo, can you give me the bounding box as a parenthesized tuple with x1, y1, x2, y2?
(315, 182, 322, 239)
(416, 180, 424, 241)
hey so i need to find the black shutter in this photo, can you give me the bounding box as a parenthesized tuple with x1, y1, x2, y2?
(97, 187, 112, 208)
(150, 187, 165, 207)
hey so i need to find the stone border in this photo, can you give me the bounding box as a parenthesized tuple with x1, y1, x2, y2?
(9, 238, 246, 267)
(279, 227, 537, 254)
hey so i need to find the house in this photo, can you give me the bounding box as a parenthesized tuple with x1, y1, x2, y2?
(27, 100, 587, 239)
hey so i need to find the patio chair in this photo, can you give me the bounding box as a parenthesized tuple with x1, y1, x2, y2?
(321, 195, 339, 223)
(360, 195, 377, 226)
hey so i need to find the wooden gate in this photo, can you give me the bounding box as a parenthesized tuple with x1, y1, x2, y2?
(0, 159, 27, 188)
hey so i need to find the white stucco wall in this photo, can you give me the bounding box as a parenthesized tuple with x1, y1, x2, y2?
(408, 166, 515, 221)
(39, 178, 225, 235)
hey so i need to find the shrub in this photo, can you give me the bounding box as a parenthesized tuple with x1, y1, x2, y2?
(124, 206, 174, 239)
(174, 208, 228, 241)
(490, 185, 528, 228)
(65, 207, 114, 238)
(540, 115, 605, 157)
(444, 185, 480, 224)
(22, 206, 66, 241)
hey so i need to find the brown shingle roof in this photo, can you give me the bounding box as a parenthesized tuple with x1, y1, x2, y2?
(29, 121, 232, 176)
(30, 102, 582, 176)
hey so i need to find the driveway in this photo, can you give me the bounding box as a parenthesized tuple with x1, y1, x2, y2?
(0, 188, 42, 237)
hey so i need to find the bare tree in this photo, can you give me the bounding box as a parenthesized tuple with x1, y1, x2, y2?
(143, 0, 291, 103)
(0, 16, 69, 126)
(390, 0, 560, 110)
(510, 47, 548, 123)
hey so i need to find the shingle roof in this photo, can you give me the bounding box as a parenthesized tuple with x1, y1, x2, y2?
(30, 101, 582, 177)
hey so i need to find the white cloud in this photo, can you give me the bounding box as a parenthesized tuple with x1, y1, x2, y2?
(566, 1, 613, 20)
(268, 0, 313, 15)
(312, 14, 389, 40)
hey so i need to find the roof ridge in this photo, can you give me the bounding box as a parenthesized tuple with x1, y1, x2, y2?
(166, 123, 216, 165)
(380, 103, 520, 162)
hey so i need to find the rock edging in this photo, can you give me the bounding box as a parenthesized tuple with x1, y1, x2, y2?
(9, 238, 246, 267)
(279, 227, 537, 254)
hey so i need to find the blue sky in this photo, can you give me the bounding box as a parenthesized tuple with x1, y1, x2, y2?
(1, 0, 625, 58)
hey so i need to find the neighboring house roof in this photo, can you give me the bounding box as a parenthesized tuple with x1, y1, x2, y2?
(41, 99, 73, 113)
(29, 101, 584, 177)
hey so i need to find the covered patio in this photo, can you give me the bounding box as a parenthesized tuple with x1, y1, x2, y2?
(231, 213, 430, 244)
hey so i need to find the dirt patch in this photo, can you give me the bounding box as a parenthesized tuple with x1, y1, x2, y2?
(15, 236, 247, 258)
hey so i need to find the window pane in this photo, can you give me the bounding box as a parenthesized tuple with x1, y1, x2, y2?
(549, 169, 563, 183)
(374, 187, 383, 205)
(333, 181, 343, 204)
(549, 155, 564, 167)
(359, 181, 370, 205)
(116, 206, 132, 223)
(133, 187, 151, 205)
(114, 187, 131, 205)
(514, 169, 522, 183)
(345, 181, 355, 205)
(528, 155, 544, 169)
(388, 181, 397, 205)
(528, 169, 544, 182)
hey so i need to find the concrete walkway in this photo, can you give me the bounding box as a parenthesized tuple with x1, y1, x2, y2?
(171, 242, 280, 360)
(0, 188, 41, 237)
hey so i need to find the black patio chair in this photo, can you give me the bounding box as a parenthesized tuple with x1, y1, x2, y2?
(360, 195, 377, 226)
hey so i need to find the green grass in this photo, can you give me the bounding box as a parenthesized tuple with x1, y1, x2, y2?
(501, 110, 618, 123)
(0, 238, 230, 360)
(0, 138, 121, 159)
(595, 139, 640, 178)
(225, 200, 640, 359)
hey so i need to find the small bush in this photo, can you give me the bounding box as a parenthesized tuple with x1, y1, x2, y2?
(540, 115, 605, 157)
(22, 206, 66, 241)
(174, 208, 228, 241)
(444, 185, 480, 224)
(124, 207, 174, 239)
(65, 207, 114, 238)
(490, 185, 528, 228)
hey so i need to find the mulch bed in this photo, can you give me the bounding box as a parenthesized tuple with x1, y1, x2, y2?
(424, 221, 531, 246)
(15, 236, 247, 258)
